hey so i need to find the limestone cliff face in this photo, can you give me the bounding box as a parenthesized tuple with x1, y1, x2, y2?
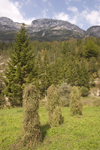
(0, 17, 85, 34)
(30, 18, 85, 34)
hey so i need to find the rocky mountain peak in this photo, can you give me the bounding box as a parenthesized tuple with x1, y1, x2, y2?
(86, 26, 100, 37)
(0, 17, 100, 42)
(0, 17, 21, 31)
(31, 18, 85, 34)
(0, 17, 13, 25)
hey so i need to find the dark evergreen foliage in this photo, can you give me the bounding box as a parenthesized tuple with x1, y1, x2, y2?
(4, 24, 36, 106)
(1, 36, 100, 106)
(80, 86, 89, 97)
(84, 38, 99, 58)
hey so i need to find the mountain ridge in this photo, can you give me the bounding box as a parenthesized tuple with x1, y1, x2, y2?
(0, 17, 100, 42)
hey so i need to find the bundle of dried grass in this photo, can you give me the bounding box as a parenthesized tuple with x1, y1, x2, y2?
(14, 83, 41, 149)
(47, 85, 63, 127)
(70, 86, 83, 116)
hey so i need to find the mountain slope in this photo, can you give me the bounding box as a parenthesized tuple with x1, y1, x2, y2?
(28, 18, 85, 41)
(0, 17, 100, 42)
(86, 26, 100, 37)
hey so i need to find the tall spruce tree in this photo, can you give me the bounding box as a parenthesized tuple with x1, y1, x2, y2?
(4, 24, 35, 106)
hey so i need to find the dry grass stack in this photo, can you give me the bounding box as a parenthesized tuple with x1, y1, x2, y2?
(70, 86, 83, 116)
(16, 83, 41, 149)
(47, 84, 63, 127)
(58, 83, 72, 106)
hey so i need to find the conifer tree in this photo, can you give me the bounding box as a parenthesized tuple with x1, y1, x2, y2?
(84, 38, 99, 59)
(70, 86, 83, 116)
(41, 50, 49, 98)
(78, 59, 89, 88)
(4, 24, 35, 106)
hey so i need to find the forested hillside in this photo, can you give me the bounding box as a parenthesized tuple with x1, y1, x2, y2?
(0, 35, 100, 107)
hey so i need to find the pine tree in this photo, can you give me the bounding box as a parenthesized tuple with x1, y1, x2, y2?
(78, 59, 89, 88)
(40, 50, 49, 98)
(84, 38, 99, 59)
(4, 23, 36, 106)
(51, 58, 63, 85)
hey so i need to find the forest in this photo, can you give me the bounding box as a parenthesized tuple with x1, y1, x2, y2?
(0, 24, 100, 107)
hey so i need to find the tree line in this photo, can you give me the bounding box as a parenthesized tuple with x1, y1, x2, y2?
(0, 24, 100, 107)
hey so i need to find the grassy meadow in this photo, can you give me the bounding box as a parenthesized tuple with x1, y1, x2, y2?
(0, 102, 100, 150)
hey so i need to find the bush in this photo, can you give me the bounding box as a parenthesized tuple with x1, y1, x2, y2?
(47, 85, 63, 127)
(15, 83, 41, 149)
(93, 98, 100, 107)
(80, 86, 89, 97)
(58, 83, 72, 106)
(70, 86, 83, 116)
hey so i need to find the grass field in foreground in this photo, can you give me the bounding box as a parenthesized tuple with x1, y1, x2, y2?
(0, 106, 100, 150)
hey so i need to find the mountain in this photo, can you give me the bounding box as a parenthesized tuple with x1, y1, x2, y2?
(0, 17, 21, 31)
(86, 26, 100, 37)
(28, 18, 85, 41)
(0, 17, 100, 42)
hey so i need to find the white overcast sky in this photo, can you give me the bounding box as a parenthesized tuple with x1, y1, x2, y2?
(0, 0, 100, 30)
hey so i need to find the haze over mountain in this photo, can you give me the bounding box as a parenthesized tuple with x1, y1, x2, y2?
(0, 17, 100, 42)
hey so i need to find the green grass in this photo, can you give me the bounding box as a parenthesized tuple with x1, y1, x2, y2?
(0, 106, 100, 150)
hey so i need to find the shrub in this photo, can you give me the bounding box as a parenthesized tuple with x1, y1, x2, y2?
(70, 86, 83, 116)
(80, 86, 89, 97)
(93, 98, 100, 107)
(47, 85, 63, 127)
(58, 83, 72, 106)
(15, 83, 41, 149)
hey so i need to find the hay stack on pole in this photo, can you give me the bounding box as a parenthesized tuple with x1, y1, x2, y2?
(47, 85, 63, 127)
(17, 83, 41, 149)
(70, 86, 83, 116)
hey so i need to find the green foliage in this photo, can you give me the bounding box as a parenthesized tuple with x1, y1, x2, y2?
(51, 58, 64, 85)
(84, 38, 99, 59)
(70, 86, 83, 116)
(77, 59, 90, 88)
(88, 57, 97, 76)
(62, 41, 68, 55)
(2, 36, 100, 102)
(58, 83, 72, 106)
(15, 83, 41, 149)
(4, 24, 36, 107)
(80, 86, 89, 97)
(47, 85, 63, 127)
